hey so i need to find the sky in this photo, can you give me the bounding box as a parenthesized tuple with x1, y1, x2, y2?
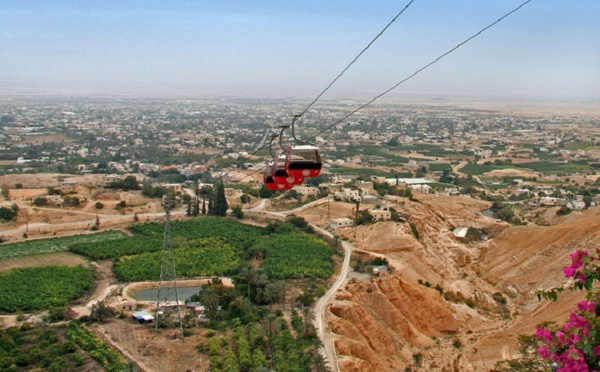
(1, 0, 599, 102)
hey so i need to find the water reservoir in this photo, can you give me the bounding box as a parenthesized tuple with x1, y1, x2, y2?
(133, 286, 202, 301)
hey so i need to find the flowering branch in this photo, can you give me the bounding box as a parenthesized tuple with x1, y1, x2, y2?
(535, 249, 600, 372)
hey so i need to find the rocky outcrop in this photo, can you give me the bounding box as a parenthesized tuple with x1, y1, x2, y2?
(330, 276, 459, 371)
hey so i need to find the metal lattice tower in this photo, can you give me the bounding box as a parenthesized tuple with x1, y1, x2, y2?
(154, 199, 184, 338)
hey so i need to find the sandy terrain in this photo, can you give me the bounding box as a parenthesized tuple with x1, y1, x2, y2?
(289, 193, 600, 371)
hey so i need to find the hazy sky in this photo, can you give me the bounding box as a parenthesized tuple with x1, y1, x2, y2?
(1, 1, 599, 101)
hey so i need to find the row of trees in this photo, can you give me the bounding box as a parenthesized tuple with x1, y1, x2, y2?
(187, 181, 229, 217)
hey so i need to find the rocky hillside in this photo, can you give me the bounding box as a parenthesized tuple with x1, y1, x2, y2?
(296, 195, 600, 371)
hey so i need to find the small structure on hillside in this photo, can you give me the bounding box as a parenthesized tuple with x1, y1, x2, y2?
(330, 217, 354, 230)
(132, 311, 154, 324)
(373, 265, 389, 277)
(453, 227, 469, 239)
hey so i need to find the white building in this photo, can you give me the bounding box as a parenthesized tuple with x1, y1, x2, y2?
(330, 217, 354, 230)
(293, 186, 320, 197)
(369, 205, 392, 221)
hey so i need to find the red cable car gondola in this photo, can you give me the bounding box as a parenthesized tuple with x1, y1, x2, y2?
(272, 155, 295, 190)
(263, 161, 280, 191)
(285, 145, 322, 181)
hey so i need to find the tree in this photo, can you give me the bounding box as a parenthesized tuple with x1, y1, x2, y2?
(186, 200, 192, 216)
(121, 176, 140, 191)
(141, 183, 153, 197)
(33, 197, 48, 206)
(46, 187, 61, 195)
(259, 184, 274, 198)
(211, 181, 228, 216)
(387, 136, 400, 147)
(199, 286, 221, 321)
(1, 184, 9, 199)
(231, 206, 244, 219)
(63, 196, 80, 207)
(439, 169, 453, 184)
(0, 207, 16, 221)
(415, 166, 427, 178)
(302, 307, 317, 338)
(95, 201, 104, 209)
(583, 195, 593, 209)
(90, 301, 115, 323)
(496, 206, 515, 221)
(355, 210, 374, 225)
(263, 282, 282, 311)
(240, 194, 250, 204)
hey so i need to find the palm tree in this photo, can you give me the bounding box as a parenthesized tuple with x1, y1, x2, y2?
(310, 352, 331, 372)
(264, 282, 282, 311)
(278, 281, 287, 310)
(302, 307, 317, 338)
(199, 286, 220, 320)
(251, 269, 268, 303)
(261, 313, 279, 340)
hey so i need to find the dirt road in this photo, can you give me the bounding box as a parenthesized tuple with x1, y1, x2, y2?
(257, 202, 351, 371)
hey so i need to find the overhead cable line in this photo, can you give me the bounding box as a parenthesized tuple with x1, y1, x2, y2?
(291, 0, 417, 140)
(306, 0, 533, 142)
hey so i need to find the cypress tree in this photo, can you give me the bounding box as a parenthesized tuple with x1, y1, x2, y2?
(213, 181, 228, 216)
(208, 197, 214, 215)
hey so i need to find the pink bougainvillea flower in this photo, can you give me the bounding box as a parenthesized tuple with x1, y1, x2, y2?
(536, 327, 554, 344)
(577, 300, 595, 312)
(565, 266, 577, 278)
(538, 344, 551, 359)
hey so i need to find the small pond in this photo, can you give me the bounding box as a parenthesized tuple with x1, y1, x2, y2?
(483, 209, 495, 218)
(133, 286, 202, 301)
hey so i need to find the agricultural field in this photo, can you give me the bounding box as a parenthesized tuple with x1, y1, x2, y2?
(459, 163, 520, 176)
(518, 161, 592, 174)
(564, 142, 598, 151)
(256, 233, 335, 279)
(459, 160, 593, 177)
(0, 231, 126, 260)
(404, 143, 463, 158)
(69, 235, 161, 260)
(0, 323, 103, 371)
(206, 315, 324, 372)
(0, 252, 88, 272)
(70, 218, 265, 261)
(71, 217, 336, 283)
(65, 321, 129, 372)
(0, 265, 94, 313)
(328, 167, 399, 178)
(429, 163, 453, 172)
(113, 237, 242, 282)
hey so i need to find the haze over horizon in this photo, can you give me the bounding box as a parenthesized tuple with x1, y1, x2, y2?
(1, 1, 599, 103)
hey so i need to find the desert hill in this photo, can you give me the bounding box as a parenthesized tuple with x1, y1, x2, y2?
(294, 195, 600, 371)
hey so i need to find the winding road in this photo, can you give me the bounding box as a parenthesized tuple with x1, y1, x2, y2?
(250, 198, 352, 371)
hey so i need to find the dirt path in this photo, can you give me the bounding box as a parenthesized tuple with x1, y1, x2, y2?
(452, 160, 468, 178)
(255, 206, 352, 372)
